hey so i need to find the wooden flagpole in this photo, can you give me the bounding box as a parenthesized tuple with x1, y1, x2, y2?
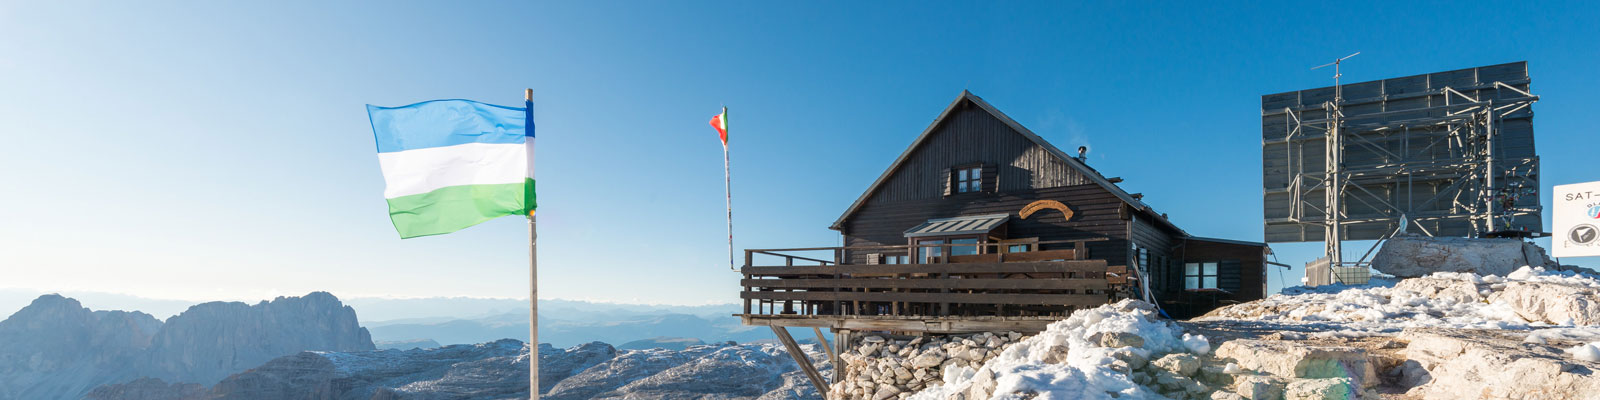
(525, 89, 539, 399)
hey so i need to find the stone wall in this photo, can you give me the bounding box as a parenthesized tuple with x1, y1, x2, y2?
(829, 331, 1023, 400)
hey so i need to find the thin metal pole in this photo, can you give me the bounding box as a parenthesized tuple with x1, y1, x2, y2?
(723, 107, 735, 271)
(525, 88, 539, 400)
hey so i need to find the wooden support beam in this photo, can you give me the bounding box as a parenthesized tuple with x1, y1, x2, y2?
(772, 326, 830, 397)
(833, 329, 850, 379)
(812, 327, 837, 383)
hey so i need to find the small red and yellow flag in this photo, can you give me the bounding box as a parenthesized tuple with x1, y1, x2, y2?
(709, 107, 728, 147)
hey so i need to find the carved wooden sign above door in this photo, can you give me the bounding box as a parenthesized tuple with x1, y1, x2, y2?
(1019, 199, 1074, 221)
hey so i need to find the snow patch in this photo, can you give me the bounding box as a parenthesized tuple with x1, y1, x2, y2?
(909, 300, 1186, 400)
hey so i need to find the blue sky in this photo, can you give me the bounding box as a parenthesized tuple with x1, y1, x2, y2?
(1, 1, 1596, 305)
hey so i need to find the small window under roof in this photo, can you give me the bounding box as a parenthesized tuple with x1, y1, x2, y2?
(903, 214, 1010, 238)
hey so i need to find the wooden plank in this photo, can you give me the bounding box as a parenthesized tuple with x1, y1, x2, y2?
(1000, 249, 1081, 262)
(741, 278, 1108, 290)
(741, 291, 1109, 307)
(772, 326, 829, 396)
(947, 253, 1001, 263)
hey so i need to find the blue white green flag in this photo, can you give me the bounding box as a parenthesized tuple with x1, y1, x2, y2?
(367, 99, 535, 238)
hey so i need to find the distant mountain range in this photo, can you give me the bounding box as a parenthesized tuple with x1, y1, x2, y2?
(0, 292, 823, 400)
(0, 289, 772, 350)
(365, 309, 774, 348)
(0, 292, 372, 400)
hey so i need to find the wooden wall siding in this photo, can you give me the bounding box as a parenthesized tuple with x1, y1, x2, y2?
(861, 102, 1086, 208)
(1128, 213, 1180, 295)
(843, 184, 1129, 266)
(1174, 240, 1268, 308)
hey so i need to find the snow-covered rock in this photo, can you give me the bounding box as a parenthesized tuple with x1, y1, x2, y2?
(1370, 235, 1558, 278)
(1492, 281, 1600, 325)
(1202, 266, 1600, 336)
(1401, 328, 1600, 399)
(874, 266, 1600, 400)
(908, 300, 1206, 400)
(1211, 341, 1377, 390)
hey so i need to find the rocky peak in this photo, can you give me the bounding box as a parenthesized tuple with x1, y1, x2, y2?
(143, 292, 375, 385)
(0, 294, 163, 400)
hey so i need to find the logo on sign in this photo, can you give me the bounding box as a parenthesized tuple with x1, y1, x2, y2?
(1572, 224, 1600, 246)
(1589, 205, 1600, 219)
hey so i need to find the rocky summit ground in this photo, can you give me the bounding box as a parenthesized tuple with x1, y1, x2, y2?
(828, 266, 1600, 400)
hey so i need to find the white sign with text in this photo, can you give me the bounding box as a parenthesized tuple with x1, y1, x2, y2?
(1555, 180, 1600, 257)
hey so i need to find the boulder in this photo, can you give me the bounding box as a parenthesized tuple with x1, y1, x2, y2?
(1039, 344, 1071, 364)
(872, 385, 902, 400)
(984, 335, 1005, 348)
(966, 368, 997, 400)
(1093, 331, 1147, 349)
(1391, 277, 1487, 304)
(1489, 281, 1600, 325)
(1283, 378, 1354, 400)
(912, 351, 946, 369)
(1400, 328, 1600, 399)
(1232, 375, 1286, 400)
(1110, 348, 1148, 370)
(1211, 391, 1247, 400)
(860, 343, 883, 357)
(1213, 340, 1378, 389)
(1154, 370, 1204, 393)
(1153, 353, 1202, 377)
(1371, 235, 1555, 278)
(1196, 364, 1236, 387)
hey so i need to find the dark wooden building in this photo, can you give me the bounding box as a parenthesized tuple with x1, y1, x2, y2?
(739, 91, 1270, 392)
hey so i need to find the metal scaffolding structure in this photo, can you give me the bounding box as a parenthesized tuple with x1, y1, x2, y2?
(1262, 62, 1542, 270)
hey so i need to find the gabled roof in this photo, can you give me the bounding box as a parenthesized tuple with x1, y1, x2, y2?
(830, 91, 1185, 236)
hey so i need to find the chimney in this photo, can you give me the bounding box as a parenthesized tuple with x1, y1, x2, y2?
(1077, 146, 1088, 161)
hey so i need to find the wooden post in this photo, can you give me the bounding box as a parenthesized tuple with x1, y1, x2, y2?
(743, 251, 753, 315)
(813, 327, 837, 383)
(773, 326, 830, 396)
(525, 89, 539, 400)
(833, 329, 851, 384)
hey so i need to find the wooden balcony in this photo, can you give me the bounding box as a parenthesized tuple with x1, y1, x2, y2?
(738, 239, 1127, 333)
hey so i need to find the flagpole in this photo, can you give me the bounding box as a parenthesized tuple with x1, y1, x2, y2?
(723, 107, 734, 272)
(525, 89, 539, 400)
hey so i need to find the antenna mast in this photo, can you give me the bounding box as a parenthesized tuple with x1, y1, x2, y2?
(1310, 52, 1358, 267)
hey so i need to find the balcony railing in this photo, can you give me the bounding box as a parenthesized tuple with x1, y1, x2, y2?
(739, 238, 1126, 319)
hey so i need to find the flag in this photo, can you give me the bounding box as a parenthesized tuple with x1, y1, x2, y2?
(367, 99, 535, 238)
(709, 107, 728, 147)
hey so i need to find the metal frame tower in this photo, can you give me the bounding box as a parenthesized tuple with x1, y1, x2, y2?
(1272, 60, 1541, 273)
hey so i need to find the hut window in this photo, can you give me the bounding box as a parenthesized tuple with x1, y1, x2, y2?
(955, 166, 982, 193)
(1185, 262, 1219, 290)
(949, 238, 979, 256)
(882, 255, 908, 264)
